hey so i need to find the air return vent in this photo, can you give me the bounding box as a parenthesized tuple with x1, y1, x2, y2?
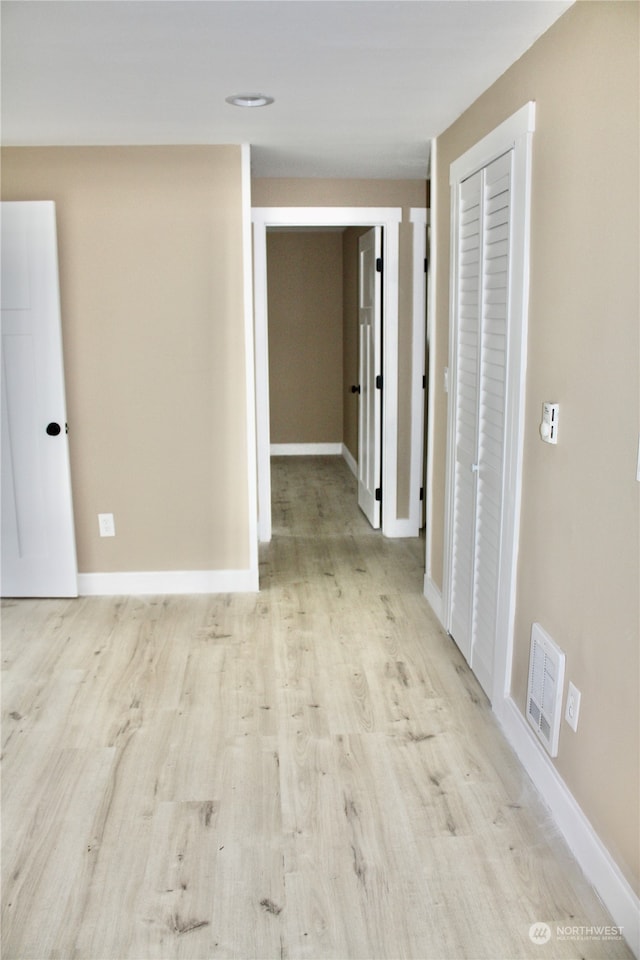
(526, 623, 565, 757)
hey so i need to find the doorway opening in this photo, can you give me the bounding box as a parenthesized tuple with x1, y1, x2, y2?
(265, 224, 384, 531)
(252, 206, 408, 549)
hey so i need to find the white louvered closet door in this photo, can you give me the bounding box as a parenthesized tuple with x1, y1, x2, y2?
(450, 172, 482, 664)
(450, 150, 512, 699)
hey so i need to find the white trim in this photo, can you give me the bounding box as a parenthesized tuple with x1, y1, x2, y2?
(501, 698, 640, 958)
(252, 205, 272, 542)
(342, 443, 358, 478)
(386, 518, 417, 538)
(253, 207, 402, 229)
(424, 139, 438, 602)
(492, 119, 535, 707)
(252, 206, 402, 548)
(78, 568, 259, 596)
(442, 139, 458, 638)
(424, 575, 445, 629)
(271, 443, 342, 457)
(443, 103, 536, 709)
(409, 208, 428, 538)
(240, 144, 260, 586)
(380, 218, 400, 538)
(450, 101, 536, 186)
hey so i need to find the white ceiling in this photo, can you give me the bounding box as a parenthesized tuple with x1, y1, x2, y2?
(1, 0, 572, 179)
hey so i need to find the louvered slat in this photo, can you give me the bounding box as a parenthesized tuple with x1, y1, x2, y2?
(471, 151, 511, 696)
(450, 171, 482, 664)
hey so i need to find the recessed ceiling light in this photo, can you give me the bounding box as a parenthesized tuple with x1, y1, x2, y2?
(225, 93, 274, 108)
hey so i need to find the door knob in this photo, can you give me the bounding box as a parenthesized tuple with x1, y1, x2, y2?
(351, 384, 361, 394)
(46, 422, 61, 436)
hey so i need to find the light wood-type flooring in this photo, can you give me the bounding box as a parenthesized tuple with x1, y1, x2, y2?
(1, 457, 632, 960)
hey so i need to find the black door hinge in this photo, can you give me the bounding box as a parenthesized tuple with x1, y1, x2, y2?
(376, 374, 383, 390)
(376, 257, 383, 273)
(422, 375, 427, 389)
(375, 487, 382, 502)
(420, 486, 424, 501)
(424, 257, 429, 273)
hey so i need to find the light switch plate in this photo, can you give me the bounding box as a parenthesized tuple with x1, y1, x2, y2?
(540, 402, 559, 444)
(565, 681, 581, 732)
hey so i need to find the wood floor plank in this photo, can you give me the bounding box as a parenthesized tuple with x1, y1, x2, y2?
(2, 746, 116, 960)
(1, 456, 632, 959)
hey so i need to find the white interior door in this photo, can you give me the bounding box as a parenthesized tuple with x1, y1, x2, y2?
(443, 103, 534, 711)
(1, 201, 78, 597)
(357, 226, 382, 528)
(449, 152, 512, 698)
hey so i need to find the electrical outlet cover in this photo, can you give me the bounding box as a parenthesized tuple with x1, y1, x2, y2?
(98, 513, 115, 537)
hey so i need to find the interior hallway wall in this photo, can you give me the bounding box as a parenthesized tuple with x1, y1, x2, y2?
(1, 146, 250, 575)
(267, 231, 343, 445)
(429, 1, 639, 893)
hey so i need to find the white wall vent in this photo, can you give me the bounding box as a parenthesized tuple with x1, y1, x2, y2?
(526, 623, 565, 757)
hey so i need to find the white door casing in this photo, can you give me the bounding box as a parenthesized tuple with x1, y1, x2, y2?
(1, 201, 78, 597)
(252, 206, 403, 545)
(444, 103, 535, 711)
(410, 208, 428, 537)
(357, 227, 382, 528)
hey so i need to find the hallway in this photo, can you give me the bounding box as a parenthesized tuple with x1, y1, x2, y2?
(1, 457, 630, 959)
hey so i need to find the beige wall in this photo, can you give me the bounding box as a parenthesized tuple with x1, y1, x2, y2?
(267, 231, 343, 444)
(430, 1, 639, 891)
(253, 178, 427, 518)
(1, 146, 250, 573)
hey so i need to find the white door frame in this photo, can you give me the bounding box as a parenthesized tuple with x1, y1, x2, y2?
(252, 206, 402, 544)
(443, 102, 535, 712)
(409, 208, 428, 538)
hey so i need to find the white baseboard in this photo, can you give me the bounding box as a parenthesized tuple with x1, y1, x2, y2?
(78, 567, 259, 596)
(424, 574, 445, 628)
(500, 696, 639, 957)
(342, 443, 358, 478)
(270, 443, 342, 456)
